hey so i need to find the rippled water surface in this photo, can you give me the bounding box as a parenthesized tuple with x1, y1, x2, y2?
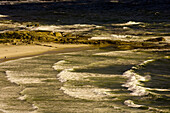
(0, 48, 169, 113)
(0, 2, 170, 112)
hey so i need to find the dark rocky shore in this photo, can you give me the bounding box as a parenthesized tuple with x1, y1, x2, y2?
(0, 30, 169, 50)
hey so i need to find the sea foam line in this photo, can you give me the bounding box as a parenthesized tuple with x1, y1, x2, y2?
(60, 86, 111, 101)
(5, 70, 44, 85)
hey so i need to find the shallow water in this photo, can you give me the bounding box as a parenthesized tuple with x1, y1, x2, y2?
(0, 48, 169, 113)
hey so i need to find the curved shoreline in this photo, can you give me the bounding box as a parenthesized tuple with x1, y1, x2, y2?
(0, 44, 95, 63)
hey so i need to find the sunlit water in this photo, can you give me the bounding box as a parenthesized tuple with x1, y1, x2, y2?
(0, 2, 170, 112)
(0, 48, 169, 113)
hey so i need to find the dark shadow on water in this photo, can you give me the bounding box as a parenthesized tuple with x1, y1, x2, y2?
(89, 76, 126, 89)
(137, 59, 170, 89)
(0, 1, 170, 25)
(75, 64, 133, 75)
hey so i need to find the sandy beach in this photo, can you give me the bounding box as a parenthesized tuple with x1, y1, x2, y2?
(0, 43, 92, 62)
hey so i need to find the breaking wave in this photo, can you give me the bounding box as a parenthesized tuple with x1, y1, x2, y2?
(53, 60, 115, 100)
(122, 59, 155, 96)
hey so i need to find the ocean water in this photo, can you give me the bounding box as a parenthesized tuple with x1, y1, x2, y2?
(0, 2, 170, 112)
(0, 48, 169, 113)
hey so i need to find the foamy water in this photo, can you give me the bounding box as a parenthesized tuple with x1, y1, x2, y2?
(90, 34, 138, 40)
(112, 21, 143, 26)
(31, 24, 100, 33)
(124, 100, 146, 108)
(121, 59, 155, 96)
(0, 48, 169, 112)
(0, 14, 8, 17)
(57, 68, 83, 82)
(53, 59, 116, 100)
(60, 86, 111, 100)
(6, 70, 45, 84)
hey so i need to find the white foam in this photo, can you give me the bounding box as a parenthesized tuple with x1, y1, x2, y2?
(60, 86, 111, 100)
(125, 21, 142, 25)
(113, 21, 142, 26)
(124, 100, 145, 108)
(0, 109, 7, 113)
(18, 94, 29, 101)
(127, 101, 165, 113)
(52, 60, 67, 71)
(0, 14, 8, 18)
(129, 85, 149, 96)
(122, 59, 155, 96)
(123, 27, 130, 29)
(57, 69, 83, 82)
(32, 104, 38, 110)
(122, 71, 150, 96)
(32, 24, 98, 33)
(132, 59, 155, 70)
(6, 71, 44, 85)
(53, 59, 120, 101)
(90, 37, 113, 40)
(140, 59, 155, 66)
(32, 25, 60, 31)
(149, 88, 170, 92)
(111, 34, 137, 39)
(55, 60, 66, 65)
(94, 50, 135, 57)
(53, 60, 84, 82)
(90, 34, 138, 41)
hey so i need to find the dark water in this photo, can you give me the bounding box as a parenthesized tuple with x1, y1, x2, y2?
(0, 49, 169, 113)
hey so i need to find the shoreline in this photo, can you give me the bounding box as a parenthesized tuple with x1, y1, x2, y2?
(0, 43, 95, 63)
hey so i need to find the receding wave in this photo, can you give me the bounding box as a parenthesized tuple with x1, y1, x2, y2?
(6, 70, 45, 85)
(60, 86, 111, 101)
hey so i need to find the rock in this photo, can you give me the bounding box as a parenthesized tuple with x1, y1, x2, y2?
(5, 43, 11, 45)
(117, 45, 133, 50)
(54, 32, 63, 37)
(145, 37, 166, 42)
